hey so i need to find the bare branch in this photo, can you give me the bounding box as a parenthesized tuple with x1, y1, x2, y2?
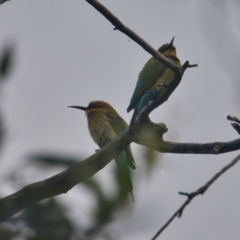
(1, 121, 240, 221)
(0, 0, 9, 4)
(85, 0, 197, 76)
(0, 130, 130, 222)
(151, 154, 240, 240)
(227, 115, 240, 135)
(143, 138, 240, 154)
(231, 123, 240, 135)
(227, 115, 240, 124)
(132, 122, 240, 154)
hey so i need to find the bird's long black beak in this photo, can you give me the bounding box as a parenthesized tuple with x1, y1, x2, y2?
(68, 106, 88, 111)
(169, 36, 175, 48)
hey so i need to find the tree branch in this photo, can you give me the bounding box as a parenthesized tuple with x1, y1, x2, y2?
(0, 0, 9, 5)
(227, 115, 240, 125)
(85, 0, 183, 74)
(227, 115, 240, 135)
(0, 130, 130, 222)
(150, 153, 240, 240)
(1, 122, 240, 221)
(133, 124, 240, 154)
(231, 123, 240, 135)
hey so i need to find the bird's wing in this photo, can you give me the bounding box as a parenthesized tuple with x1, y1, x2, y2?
(106, 110, 128, 135)
(127, 57, 167, 112)
(154, 68, 174, 87)
(106, 111, 136, 170)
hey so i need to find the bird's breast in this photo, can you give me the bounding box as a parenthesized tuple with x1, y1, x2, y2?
(87, 112, 116, 148)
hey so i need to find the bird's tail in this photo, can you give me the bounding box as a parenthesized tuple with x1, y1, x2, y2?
(115, 151, 134, 202)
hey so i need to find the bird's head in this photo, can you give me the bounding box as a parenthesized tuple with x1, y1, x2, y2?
(68, 100, 116, 118)
(157, 36, 176, 55)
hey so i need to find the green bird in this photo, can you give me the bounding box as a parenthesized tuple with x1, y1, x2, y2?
(127, 37, 181, 114)
(69, 101, 136, 201)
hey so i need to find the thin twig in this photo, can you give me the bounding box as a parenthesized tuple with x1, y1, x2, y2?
(231, 123, 240, 135)
(227, 116, 240, 135)
(150, 154, 240, 240)
(0, 0, 9, 4)
(227, 115, 240, 124)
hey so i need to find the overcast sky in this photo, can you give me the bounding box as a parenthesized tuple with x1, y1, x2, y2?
(1, 0, 240, 239)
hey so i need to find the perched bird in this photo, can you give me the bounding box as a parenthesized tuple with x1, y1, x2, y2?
(69, 101, 136, 200)
(127, 37, 181, 116)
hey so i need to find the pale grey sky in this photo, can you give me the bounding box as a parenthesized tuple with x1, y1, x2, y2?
(0, 0, 240, 239)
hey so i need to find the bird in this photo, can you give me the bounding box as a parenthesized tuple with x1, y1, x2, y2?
(127, 37, 181, 116)
(68, 101, 136, 201)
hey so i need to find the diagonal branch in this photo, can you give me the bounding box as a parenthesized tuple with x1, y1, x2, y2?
(0, 0, 9, 4)
(0, 130, 130, 222)
(86, 0, 197, 76)
(150, 153, 240, 240)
